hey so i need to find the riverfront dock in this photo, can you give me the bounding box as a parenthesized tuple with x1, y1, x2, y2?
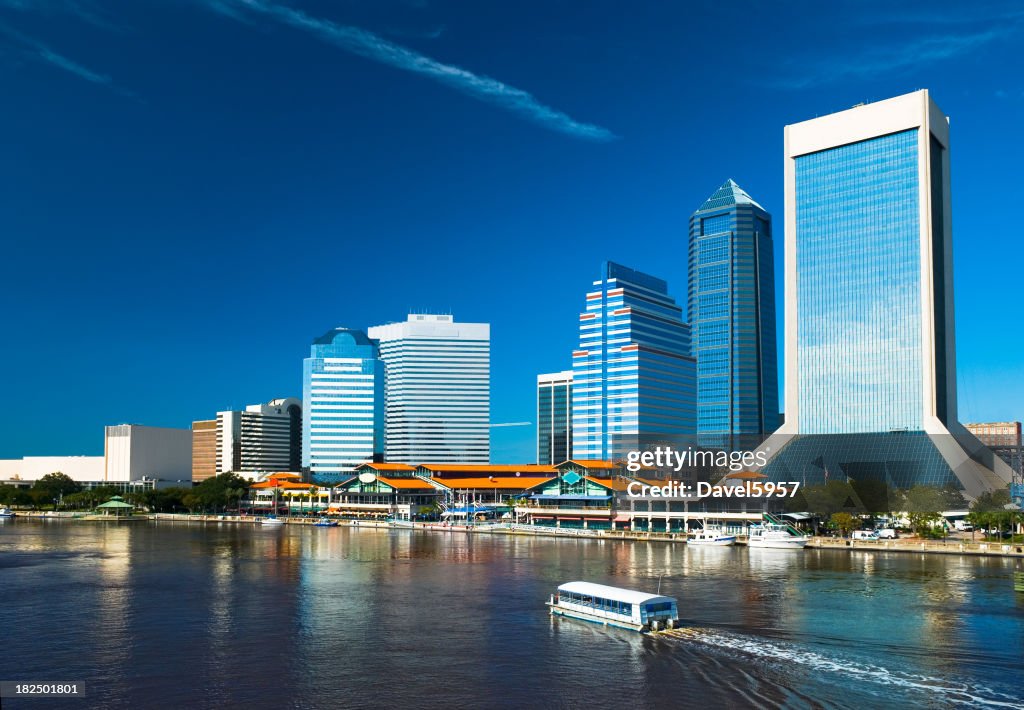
(11, 512, 1023, 557)
(141, 513, 1024, 557)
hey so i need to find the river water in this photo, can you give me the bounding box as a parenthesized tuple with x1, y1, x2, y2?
(1, 520, 1022, 709)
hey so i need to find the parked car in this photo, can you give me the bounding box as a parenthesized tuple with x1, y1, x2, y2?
(875, 528, 897, 539)
(852, 530, 880, 541)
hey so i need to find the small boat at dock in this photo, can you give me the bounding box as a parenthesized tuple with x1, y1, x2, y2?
(313, 518, 338, 527)
(0, 507, 15, 518)
(688, 521, 736, 546)
(547, 581, 679, 633)
(261, 515, 285, 526)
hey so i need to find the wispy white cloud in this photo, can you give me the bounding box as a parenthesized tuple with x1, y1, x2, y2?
(210, 0, 616, 142)
(770, 27, 1014, 90)
(0, 21, 130, 94)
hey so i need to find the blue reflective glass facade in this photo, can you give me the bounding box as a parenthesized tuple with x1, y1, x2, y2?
(572, 262, 696, 460)
(687, 180, 778, 449)
(795, 130, 922, 434)
(302, 328, 385, 484)
(763, 91, 1013, 496)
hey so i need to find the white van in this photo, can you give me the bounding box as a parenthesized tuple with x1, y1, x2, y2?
(852, 530, 879, 541)
(875, 528, 897, 539)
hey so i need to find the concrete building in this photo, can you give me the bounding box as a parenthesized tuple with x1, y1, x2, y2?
(0, 456, 105, 486)
(688, 179, 778, 450)
(572, 262, 697, 461)
(537, 371, 573, 465)
(104, 424, 193, 484)
(216, 398, 301, 478)
(965, 422, 1023, 482)
(303, 328, 385, 483)
(965, 422, 1022, 448)
(368, 314, 490, 465)
(760, 90, 1012, 496)
(191, 419, 218, 483)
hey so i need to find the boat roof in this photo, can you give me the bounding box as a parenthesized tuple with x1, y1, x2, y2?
(557, 581, 675, 605)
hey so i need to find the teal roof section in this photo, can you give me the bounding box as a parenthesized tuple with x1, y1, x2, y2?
(697, 179, 764, 212)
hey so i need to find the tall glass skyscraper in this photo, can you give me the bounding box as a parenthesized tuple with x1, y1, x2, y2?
(688, 179, 778, 449)
(761, 90, 1011, 496)
(537, 371, 572, 465)
(572, 262, 696, 461)
(368, 314, 490, 464)
(302, 328, 384, 483)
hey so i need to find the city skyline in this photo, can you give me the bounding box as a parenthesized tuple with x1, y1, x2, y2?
(2, 1, 1023, 464)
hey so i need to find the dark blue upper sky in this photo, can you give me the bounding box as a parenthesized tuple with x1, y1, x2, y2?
(2, 0, 1022, 462)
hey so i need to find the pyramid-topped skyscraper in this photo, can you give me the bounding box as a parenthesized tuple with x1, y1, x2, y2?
(688, 179, 778, 450)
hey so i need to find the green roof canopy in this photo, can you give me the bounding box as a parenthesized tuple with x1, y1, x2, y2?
(96, 500, 134, 509)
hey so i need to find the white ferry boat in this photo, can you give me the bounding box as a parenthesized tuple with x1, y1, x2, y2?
(747, 521, 808, 549)
(547, 581, 679, 633)
(688, 523, 736, 546)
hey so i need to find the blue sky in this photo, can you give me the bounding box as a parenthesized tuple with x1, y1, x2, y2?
(1, 0, 1022, 462)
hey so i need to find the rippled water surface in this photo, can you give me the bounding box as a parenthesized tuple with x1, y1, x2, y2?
(2, 520, 1023, 709)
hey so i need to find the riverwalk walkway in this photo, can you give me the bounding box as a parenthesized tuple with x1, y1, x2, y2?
(11, 512, 1024, 558)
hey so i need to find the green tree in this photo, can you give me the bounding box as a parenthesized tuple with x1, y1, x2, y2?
(903, 485, 947, 537)
(0, 484, 21, 505)
(937, 483, 968, 511)
(182, 493, 201, 512)
(830, 512, 857, 537)
(31, 472, 83, 507)
(190, 473, 251, 513)
(971, 489, 1012, 512)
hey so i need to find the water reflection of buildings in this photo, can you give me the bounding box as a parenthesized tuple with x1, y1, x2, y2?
(95, 526, 132, 695)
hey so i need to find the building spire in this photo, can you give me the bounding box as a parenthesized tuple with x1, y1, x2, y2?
(697, 178, 764, 211)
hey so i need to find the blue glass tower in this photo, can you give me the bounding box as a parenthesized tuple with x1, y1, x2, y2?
(688, 180, 778, 449)
(572, 262, 696, 461)
(761, 90, 1011, 496)
(302, 328, 385, 484)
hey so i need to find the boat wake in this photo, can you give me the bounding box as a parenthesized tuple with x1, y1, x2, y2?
(663, 627, 1022, 708)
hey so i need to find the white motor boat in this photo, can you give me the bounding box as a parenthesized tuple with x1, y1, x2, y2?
(747, 522, 808, 549)
(261, 515, 285, 527)
(688, 524, 736, 546)
(0, 507, 15, 518)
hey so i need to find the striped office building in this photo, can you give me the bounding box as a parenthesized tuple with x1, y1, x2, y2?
(368, 314, 490, 464)
(572, 262, 697, 461)
(302, 328, 385, 483)
(537, 370, 573, 465)
(216, 398, 302, 477)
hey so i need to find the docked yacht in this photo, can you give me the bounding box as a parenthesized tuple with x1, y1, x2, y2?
(261, 515, 285, 527)
(547, 581, 679, 633)
(688, 524, 736, 546)
(747, 517, 808, 549)
(0, 507, 15, 518)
